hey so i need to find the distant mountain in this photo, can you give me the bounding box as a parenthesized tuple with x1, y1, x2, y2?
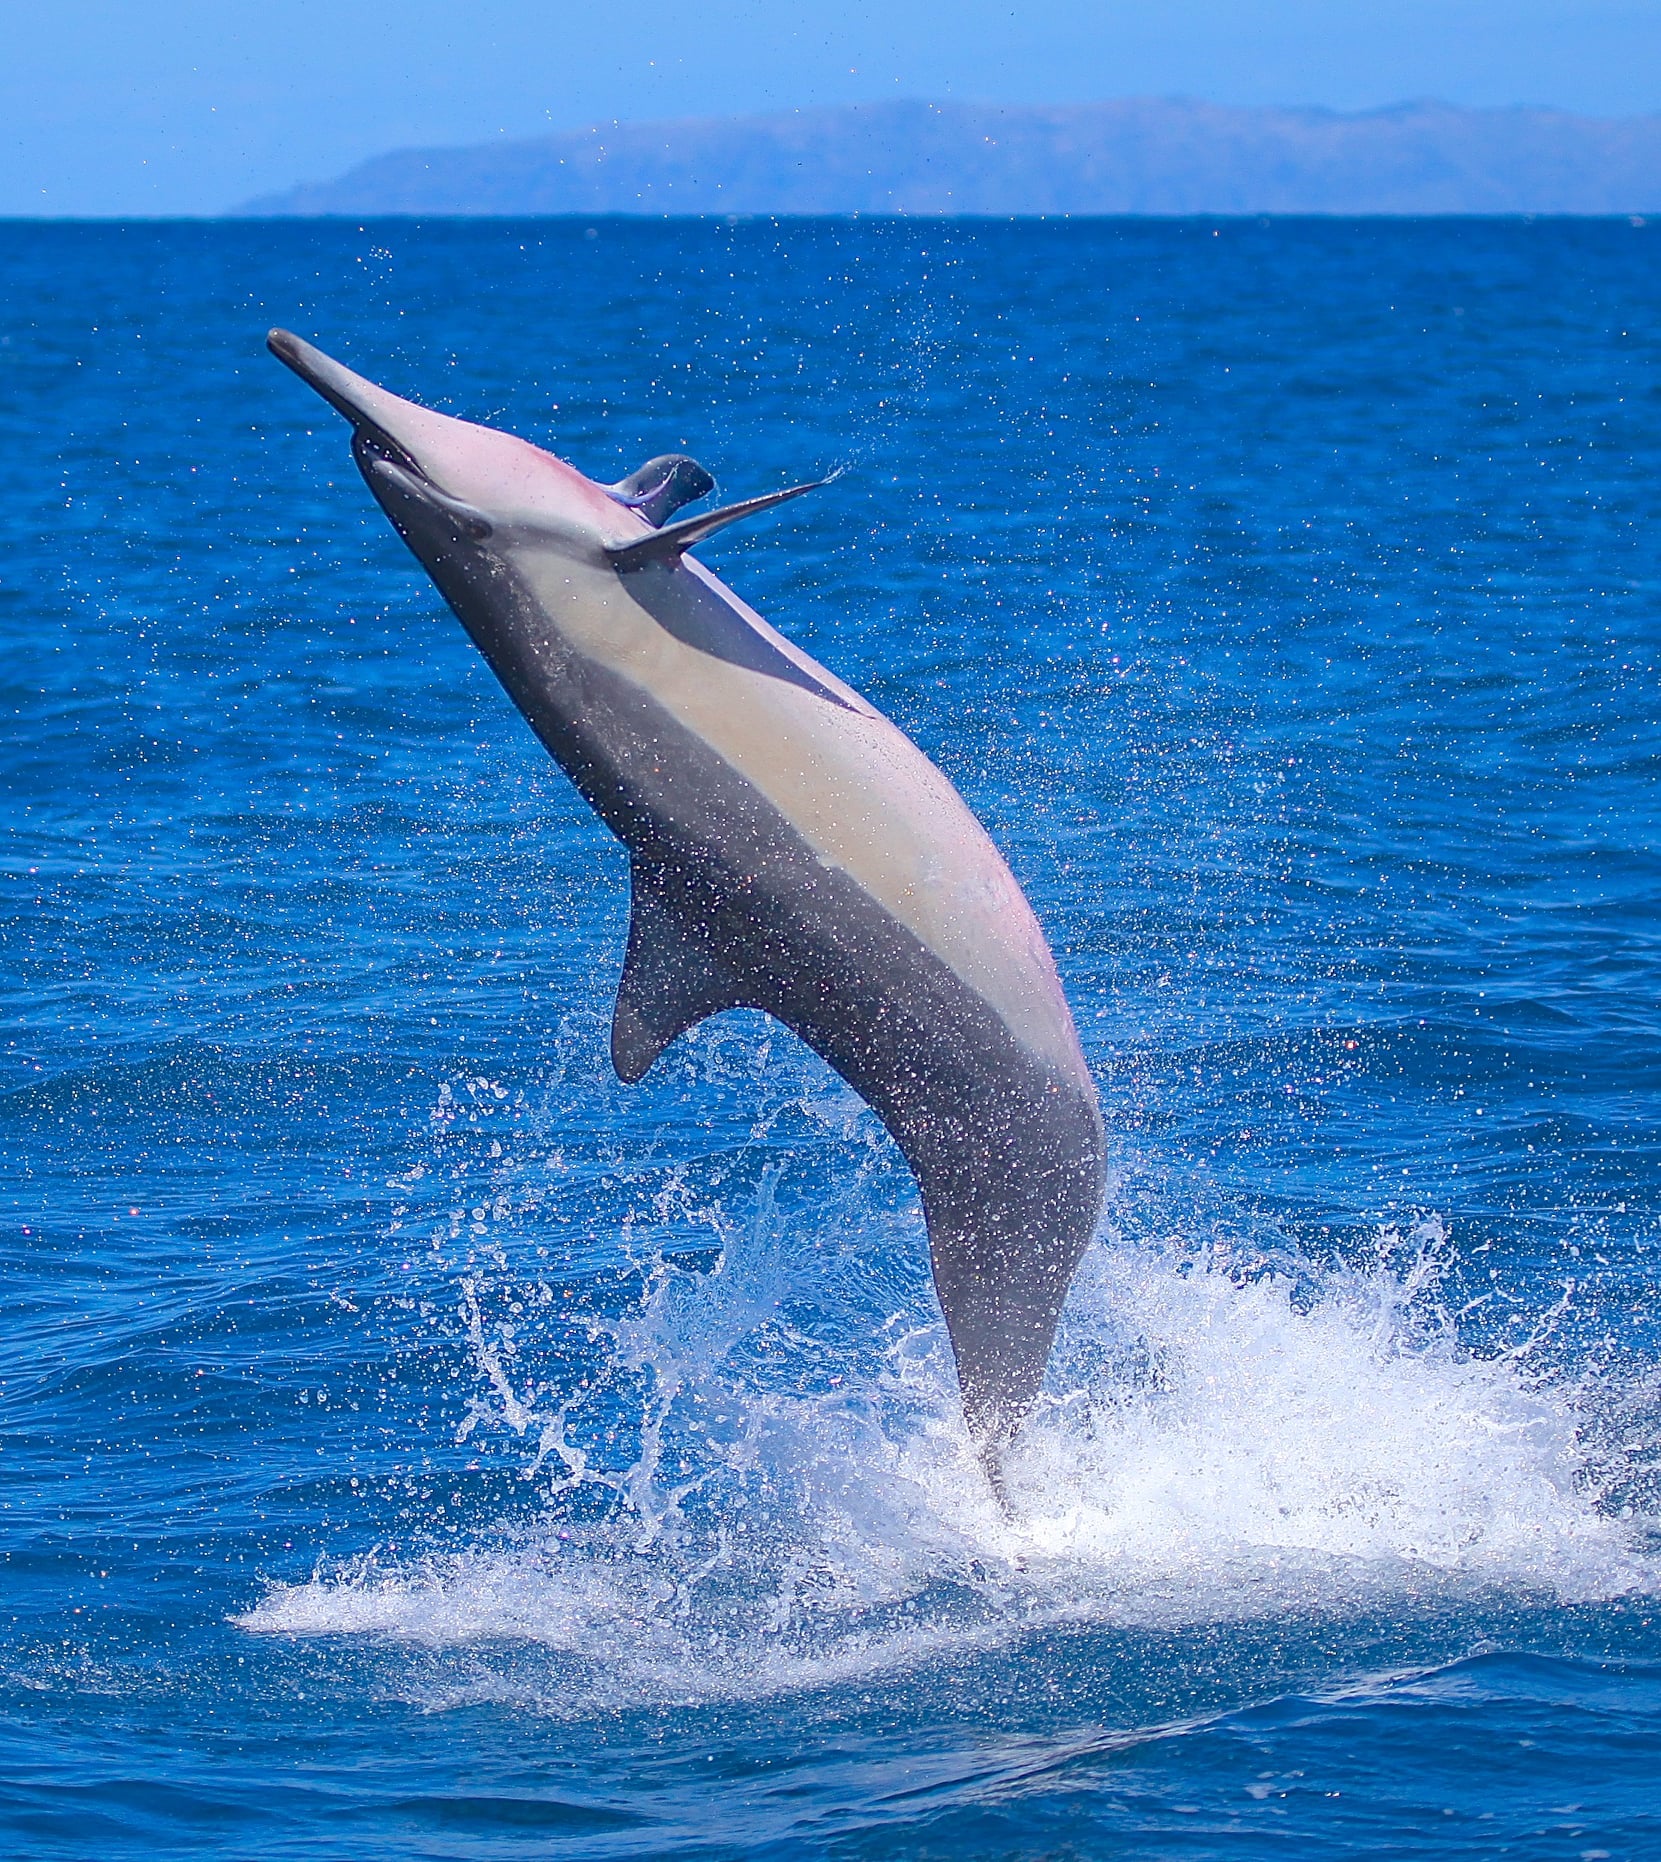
(235, 98, 1661, 218)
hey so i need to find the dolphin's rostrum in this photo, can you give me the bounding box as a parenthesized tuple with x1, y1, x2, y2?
(269, 330, 1105, 1477)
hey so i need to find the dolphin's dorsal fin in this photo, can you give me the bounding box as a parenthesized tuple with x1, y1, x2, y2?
(606, 454, 715, 527)
(611, 861, 754, 1082)
(606, 471, 842, 575)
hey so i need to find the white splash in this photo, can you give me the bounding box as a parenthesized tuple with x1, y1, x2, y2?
(241, 1200, 1655, 1705)
(914, 1223, 1644, 1599)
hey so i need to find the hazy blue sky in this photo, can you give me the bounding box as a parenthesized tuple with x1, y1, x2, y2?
(6, 0, 1661, 216)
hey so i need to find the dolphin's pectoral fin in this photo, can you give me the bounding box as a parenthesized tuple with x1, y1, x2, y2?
(605, 470, 843, 574)
(610, 861, 754, 1082)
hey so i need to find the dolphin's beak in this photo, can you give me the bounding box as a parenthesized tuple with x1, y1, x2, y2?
(267, 329, 430, 475)
(270, 328, 507, 546)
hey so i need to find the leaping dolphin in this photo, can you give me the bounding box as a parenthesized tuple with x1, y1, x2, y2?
(268, 329, 1105, 1476)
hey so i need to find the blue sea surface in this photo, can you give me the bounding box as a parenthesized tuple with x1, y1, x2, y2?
(2, 215, 1660, 1858)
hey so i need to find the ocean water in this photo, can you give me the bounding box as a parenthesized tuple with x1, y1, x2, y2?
(1, 214, 1659, 1858)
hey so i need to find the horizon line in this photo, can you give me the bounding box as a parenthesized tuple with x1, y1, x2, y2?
(2, 210, 1653, 227)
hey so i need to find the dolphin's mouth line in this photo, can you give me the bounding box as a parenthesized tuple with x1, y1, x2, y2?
(354, 432, 496, 542)
(352, 427, 432, 487)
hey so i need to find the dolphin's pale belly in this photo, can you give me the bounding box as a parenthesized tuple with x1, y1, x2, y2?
(514, 544, 1093, 1091)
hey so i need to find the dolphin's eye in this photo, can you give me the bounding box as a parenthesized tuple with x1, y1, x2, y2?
(607, 454, 715, 527)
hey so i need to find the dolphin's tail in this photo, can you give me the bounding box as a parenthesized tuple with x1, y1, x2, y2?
(916, 1100, 1106, 1478)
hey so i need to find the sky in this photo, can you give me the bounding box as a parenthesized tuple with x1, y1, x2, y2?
(5, 0, 1661, 216)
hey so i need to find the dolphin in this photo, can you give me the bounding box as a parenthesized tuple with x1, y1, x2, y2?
(268, 329, 1105, 1475)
